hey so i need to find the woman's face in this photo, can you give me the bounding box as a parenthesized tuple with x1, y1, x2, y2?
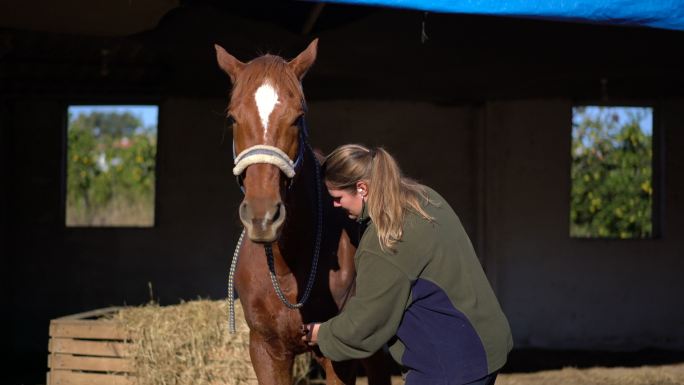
(326, 182, 367, 220)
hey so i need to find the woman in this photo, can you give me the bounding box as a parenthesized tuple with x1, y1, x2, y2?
(301, 144, 513, 385)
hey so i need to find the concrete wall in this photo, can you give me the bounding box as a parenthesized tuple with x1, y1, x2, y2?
(306, 100, 479, 236)
(310, 98, 684, 351)
(5, 97, 476, 357)
(483, 99, 684, 350)
(4, 96, 683, 378)
(6, 98, 240, 359)
(1, 99, 11, 355)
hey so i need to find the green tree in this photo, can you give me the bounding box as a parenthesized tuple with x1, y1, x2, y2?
(570, 107, 652, 238)
(66, 110, 157, 226)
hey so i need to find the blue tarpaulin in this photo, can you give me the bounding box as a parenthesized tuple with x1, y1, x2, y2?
(317, 0, 684, 31)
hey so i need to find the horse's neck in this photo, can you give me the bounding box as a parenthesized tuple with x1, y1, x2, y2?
(279, 147, 320, 264)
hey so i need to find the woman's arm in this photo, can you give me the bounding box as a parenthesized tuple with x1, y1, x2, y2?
(315, 250, 411, 361)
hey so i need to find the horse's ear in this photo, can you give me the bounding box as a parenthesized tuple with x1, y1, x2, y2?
(215, 44, 245, 83)
(288, 39, 318, 81)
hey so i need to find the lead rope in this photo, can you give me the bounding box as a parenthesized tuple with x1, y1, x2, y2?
(227, 141, 323, 332)
(228, 228, 245, 333)
(266, 141, 322, 309)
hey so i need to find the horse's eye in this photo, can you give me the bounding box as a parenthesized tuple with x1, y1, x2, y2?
(226, 115, 236, 126)
(292, 114, 304, 127)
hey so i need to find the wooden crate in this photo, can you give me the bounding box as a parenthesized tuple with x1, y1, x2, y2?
(46, 306, 261, 385)
(47, 307, 135, 385)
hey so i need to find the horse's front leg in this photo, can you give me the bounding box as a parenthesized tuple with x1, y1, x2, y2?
(360, 350, 392, 385)
(314, 355, 357, 385)
(249, 331, 294, 385)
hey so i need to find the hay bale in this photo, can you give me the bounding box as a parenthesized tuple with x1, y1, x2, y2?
(111, 299, 311, 385)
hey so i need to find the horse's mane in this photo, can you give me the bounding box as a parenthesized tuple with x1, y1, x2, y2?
(230, 55, 304, 105)
(312, 147, 326, 164)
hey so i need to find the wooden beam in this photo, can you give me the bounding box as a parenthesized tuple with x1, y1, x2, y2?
(48, 338, 132, 357)
(48, 370, 133, 385)
(48, 354, 134, 373)
(50, 319, 131, 340)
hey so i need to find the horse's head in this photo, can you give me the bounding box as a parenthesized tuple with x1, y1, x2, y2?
(215, 40, 317, 243)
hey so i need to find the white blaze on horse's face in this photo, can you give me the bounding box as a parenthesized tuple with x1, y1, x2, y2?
(254, 81, 280, 139)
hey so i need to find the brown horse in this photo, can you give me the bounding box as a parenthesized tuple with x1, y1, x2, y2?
(215, 40, 390, 385)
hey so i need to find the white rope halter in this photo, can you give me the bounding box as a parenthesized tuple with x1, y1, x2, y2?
(233, 144, 296, 178)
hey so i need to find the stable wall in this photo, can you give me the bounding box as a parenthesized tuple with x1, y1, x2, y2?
(306, 100, 478, 233)
(4, 97, 477, 371)
(1, 99, 11, 355)
(4, 96, 683, 382)
(5, 98, 241, 372)
(482, 99, 684, 350)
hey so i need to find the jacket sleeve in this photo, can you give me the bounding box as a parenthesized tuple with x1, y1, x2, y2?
(317, 250, 411, 361)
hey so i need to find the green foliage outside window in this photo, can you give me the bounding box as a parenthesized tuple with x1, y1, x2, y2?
(570, 106, 653, 238)
(66, 106, 157, 226)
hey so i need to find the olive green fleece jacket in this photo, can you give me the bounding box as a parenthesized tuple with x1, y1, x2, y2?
(317, 187, 513, 384)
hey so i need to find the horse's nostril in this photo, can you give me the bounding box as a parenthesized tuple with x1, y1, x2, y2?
(239, 201, 254, 225)
(272, 203, 282, 222)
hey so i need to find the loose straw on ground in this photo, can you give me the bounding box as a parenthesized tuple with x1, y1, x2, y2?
(496, 364, 684, 385)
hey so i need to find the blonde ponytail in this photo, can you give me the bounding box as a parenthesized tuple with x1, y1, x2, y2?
(323, 144, 434, 252)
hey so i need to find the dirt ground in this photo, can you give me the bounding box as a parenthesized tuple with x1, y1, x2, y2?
(355, 362, 684, 385)
(496, 363, 684, 385)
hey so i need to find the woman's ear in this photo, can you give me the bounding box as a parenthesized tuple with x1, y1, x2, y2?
(356, 181, 368, 196)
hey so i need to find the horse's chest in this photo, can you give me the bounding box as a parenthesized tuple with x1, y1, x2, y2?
(239, 272, 301, 324)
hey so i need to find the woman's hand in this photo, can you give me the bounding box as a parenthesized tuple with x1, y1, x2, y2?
(300, 323, 320, 346)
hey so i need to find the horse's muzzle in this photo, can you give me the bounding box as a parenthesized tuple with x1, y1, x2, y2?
(239, 199, 286, 243)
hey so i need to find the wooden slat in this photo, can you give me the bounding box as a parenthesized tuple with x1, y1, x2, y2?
(49, 338, 132, 357)
(50, 320, 131, 340)
(54, 307, 125, 321)
(48, 370, 133, 385)
(50, 319, 131, 340)
(49, 354, 134, 373)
